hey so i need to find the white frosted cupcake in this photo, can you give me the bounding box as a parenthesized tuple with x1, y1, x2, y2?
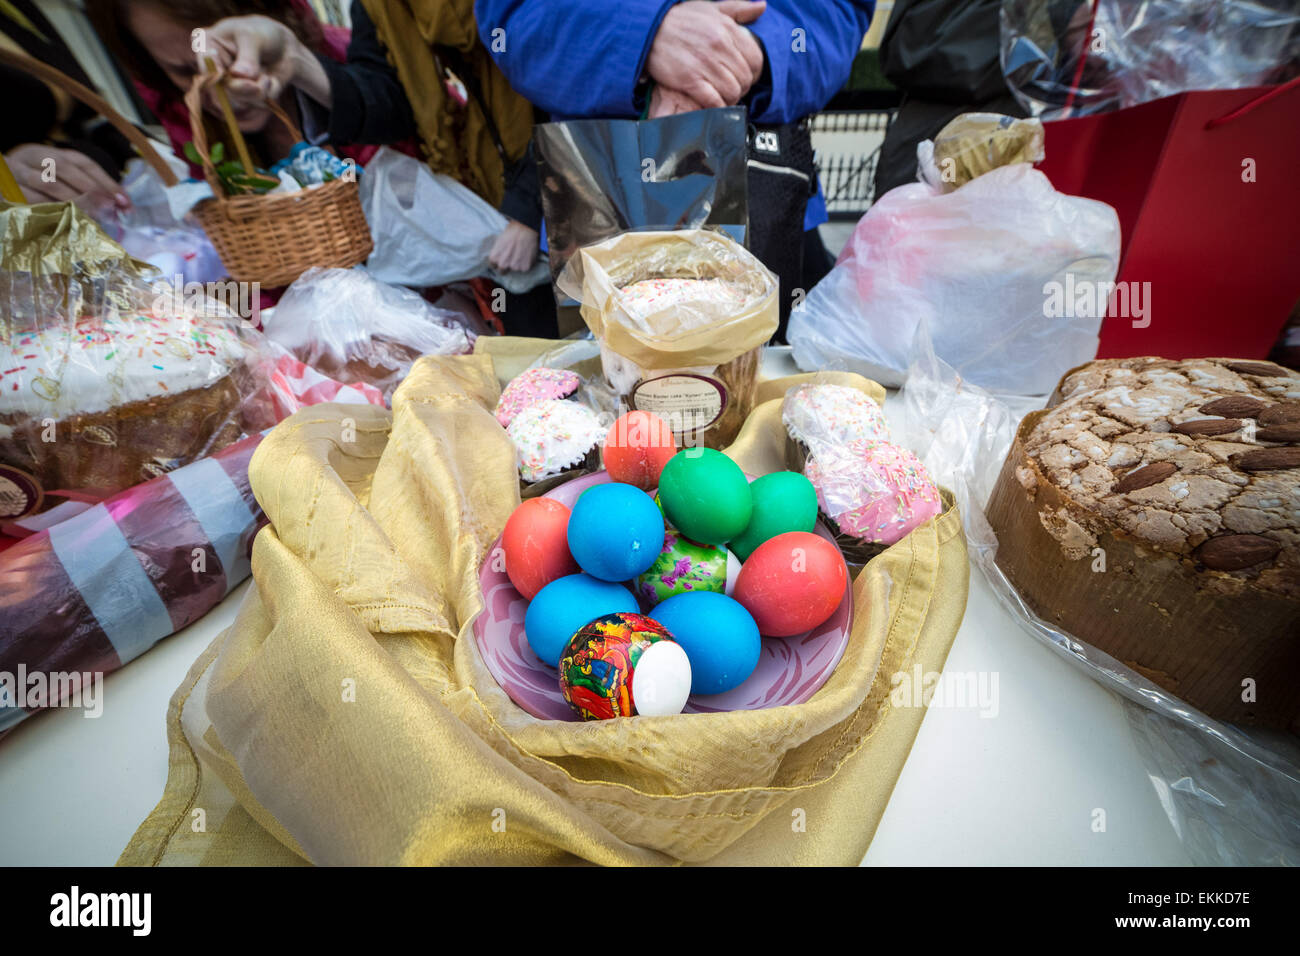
(781, 383, 889, 472)
(507, 399, 607, 496)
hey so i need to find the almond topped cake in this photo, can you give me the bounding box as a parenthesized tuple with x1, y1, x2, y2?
(987, 357, 1300, 730)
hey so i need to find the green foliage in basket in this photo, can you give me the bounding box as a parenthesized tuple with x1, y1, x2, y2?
(183, 141, 281, 196)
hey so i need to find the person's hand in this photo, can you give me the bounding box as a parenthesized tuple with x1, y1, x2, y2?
(646, 1, 766, 108)
(3, 144, 126, 206)
(648, 85, 709, 118)
(198, 15, 330, 107)
(488, 220, 539, 273)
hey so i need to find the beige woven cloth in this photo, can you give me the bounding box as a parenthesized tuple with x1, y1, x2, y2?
(119, 348, 969, 866)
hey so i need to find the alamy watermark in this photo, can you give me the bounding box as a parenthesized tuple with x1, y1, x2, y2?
(151, 275, 261, 327)
(1044, 275, 1151, 329)
(0, 666, 103, 717)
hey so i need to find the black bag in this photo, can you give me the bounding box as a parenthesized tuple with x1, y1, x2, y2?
(745, 120, 817, 341)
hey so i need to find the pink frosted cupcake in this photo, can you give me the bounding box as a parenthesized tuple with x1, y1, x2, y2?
(804, 439, 943, 562)
(495, 367, 582, 428)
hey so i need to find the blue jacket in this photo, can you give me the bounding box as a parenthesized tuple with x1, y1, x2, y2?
(475, 0, 874, 229)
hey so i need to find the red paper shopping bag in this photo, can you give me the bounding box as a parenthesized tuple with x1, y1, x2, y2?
(1038, 80, 1300, 360)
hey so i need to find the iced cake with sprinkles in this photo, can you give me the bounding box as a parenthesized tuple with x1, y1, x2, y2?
(494, 367, 581, 428)
(617, 277, 750, 320)
(506, 399, 606, 488)
(782, 382, 890, 472)
(0, 308, 251, 512)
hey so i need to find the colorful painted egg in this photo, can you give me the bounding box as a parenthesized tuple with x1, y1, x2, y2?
(650, 592, 760, 695)
(525, 574, 638, 667)
(567, 482, 665, 582)
(634, 529, 740, 607)
(558, 612, 692, 720)
(728, 470, 818, 561)
(501, 498, 579, 599)
(602, 410, 678, 491)
(733, 531, 847, 637)
(657, 448, 752, 545)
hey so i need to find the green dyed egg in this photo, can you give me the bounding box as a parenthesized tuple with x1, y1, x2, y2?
(729, 470, 819, 561)
(657, 448, 752, 545)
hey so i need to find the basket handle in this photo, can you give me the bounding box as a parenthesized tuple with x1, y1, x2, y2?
(0, 46, 179, 187)
(183, 69, 304, 193)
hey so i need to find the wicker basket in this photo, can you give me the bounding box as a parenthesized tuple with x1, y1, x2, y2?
(183, 74, 373, 287)
(0, 49, 373, 288)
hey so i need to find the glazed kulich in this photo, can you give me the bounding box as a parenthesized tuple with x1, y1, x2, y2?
(987, 357, 1300, 730)
(0, 310, 248, 510)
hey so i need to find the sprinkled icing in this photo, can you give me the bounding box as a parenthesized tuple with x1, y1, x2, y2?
(0, 309, 246, 420)
(618, 277, 749, 320)
(783, 384, 890, 449)
(495, 367, 581, 427)
(805, 439, 942, 545)
(507, 399, 606, 482)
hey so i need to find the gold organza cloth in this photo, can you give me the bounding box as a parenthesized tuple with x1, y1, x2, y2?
(119, 346, 968, 866)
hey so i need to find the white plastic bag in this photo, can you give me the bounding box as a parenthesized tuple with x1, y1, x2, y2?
(89, 158, 226, 285)
(262, 266, 473, 404)
(360, 147, 549, 294)
(789, 161, 1120, 395)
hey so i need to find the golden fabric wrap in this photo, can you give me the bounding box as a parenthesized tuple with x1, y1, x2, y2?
(119, 353, 969, 866)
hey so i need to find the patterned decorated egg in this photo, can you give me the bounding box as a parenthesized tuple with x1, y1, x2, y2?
(558, 612, 692, 720)
(634, 529, 741, 607)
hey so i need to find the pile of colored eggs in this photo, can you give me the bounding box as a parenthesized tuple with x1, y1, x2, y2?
(500, 411, 849, 721)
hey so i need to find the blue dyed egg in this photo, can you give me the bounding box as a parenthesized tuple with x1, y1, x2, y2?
(567, 482, 665, 582)
(650, 591, 761, 695)
(525, 573, 638, 667)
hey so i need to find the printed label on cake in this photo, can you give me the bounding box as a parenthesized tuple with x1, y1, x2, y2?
(631, 373, 727, 435)
(0, 465, 43, 520)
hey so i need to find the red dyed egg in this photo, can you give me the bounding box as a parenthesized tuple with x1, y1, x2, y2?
(602, 411, 678, 491)
(733, 531, 847, 637)
(501, 498, 579, 599)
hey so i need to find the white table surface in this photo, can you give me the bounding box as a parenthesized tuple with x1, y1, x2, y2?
(0, 349, 1194, 866)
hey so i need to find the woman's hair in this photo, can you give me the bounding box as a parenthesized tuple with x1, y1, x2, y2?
(88, 0, 325, 92)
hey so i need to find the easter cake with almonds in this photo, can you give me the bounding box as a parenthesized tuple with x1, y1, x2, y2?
(986, 357, 1300, 730)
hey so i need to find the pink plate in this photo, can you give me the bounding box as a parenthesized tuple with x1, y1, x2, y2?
(473, 471, 854, 721)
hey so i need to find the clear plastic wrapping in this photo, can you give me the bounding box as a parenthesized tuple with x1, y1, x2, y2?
(262, 266, 474, 405)
(0, 201, 290, 518)
(892, 320, 1300, 866)
(1000, 0, 1300, 119)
